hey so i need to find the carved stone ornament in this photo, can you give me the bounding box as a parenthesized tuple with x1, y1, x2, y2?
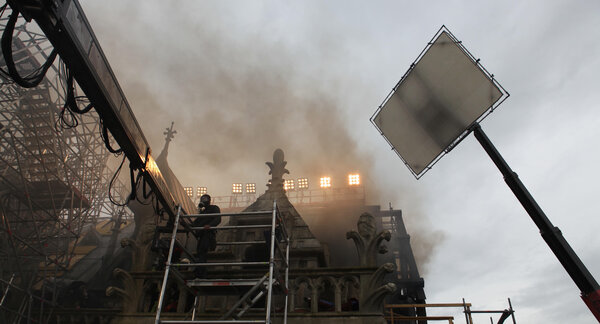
(346, 212, 392, 267)
(265, 148, 289, 191)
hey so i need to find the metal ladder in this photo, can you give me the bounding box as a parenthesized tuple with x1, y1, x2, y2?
(154, 201, 289, 324)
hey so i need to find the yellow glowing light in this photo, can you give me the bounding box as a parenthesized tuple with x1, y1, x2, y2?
(284, 179, 295, 191)
(298, 178, 309, 189)
(348, 174, 360, 186)
(232, 183, 243, 194)
(246, 183, 256, 193)
(197, 187, 207, 197)
(184, 187, 193, 198)
(320, 177, 331, 188)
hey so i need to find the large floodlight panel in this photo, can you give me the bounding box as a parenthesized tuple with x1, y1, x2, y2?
(372, 28, 507, 178)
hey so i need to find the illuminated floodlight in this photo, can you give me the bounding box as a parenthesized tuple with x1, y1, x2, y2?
(197, 187, 207, 197)
(183, 187, 193, 198)
(371, 26, 508, 179)
(284, 179, 295, 191)
(246, 183, 256, 194)
(319, 177, 331, 188)
(232, 183, 243, 194)
(298, 178, 309, 190)
(348, 174, 360, 186)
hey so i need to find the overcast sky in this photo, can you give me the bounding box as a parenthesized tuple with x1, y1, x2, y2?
(79, 1, 600, 322)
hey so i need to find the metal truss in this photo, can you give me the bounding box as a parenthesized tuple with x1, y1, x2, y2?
(0, 10, 132, 323)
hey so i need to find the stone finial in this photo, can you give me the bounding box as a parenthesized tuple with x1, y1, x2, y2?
(346, 212, 391, 267)
(265, 148, 289, 191)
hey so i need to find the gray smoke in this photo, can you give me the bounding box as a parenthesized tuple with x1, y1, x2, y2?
(80, 0, 443, 274)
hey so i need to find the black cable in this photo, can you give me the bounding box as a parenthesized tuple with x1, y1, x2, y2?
(127, 163, 136, 202)
(108, 154, 129, 207)
(54, 61, 79, 130)
(108, 154, 146, 208)
(135, 174, 154, 206)
(0, 4, 7, 20)
(142, 176, 152, 199)
(99, 117, 123, 154)
(54, 106, 78, 131)
(0, 4, 15, 85)
(1, 10, 58, 88)
(64, 67, 93, 114)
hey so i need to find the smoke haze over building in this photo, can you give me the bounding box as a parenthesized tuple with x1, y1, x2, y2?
(79, 1, 600, 323)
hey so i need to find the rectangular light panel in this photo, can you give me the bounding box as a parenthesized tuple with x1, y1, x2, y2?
(320, 177, 331, 188)
(298, 178, 309, 189)
(232, 183, 243, 194)
(284, 179, 295, 191)
(372, 28, 507, 178)
(183, 187, 193, 198)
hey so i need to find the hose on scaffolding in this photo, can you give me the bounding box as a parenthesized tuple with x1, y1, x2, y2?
(1, 8, 58, 88)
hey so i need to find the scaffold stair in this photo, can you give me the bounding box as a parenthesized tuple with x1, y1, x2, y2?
(154, 201, 289, 324)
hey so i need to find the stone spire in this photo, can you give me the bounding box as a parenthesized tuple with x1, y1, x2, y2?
(158, 121, 176, 160)
(265, 148, 289, 192)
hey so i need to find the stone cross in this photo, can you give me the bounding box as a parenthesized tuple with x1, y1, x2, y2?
(163, 121, 177, 143)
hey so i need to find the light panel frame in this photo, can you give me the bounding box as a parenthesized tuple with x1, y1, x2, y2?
(370, 25, 509, 179)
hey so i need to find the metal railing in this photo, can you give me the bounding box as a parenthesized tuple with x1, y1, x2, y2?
(384, 299, 516, 324)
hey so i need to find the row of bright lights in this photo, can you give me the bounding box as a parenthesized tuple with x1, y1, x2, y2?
(319, 174, 360, 188)
(184, 174, 360, 196)
(183, 186, 209, 198)
(231, 183, 257, 194)
(286, 173, 360, 190)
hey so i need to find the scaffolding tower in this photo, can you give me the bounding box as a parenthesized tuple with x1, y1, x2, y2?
(0, 10, 133, 323)
(155, 201, 290, 324)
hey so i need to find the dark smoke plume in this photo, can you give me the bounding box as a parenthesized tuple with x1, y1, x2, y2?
(81, 0, 443, 273)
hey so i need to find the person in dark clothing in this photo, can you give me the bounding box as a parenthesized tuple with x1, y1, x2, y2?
(192, 194, 221, 278)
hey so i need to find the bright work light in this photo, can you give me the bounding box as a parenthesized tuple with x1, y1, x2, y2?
(298, 178, 309, 190)
(348, 174, 360, 186)
(232, 183, 243, 194)
(284, 179, 295, 191)
(320, 177, 331, 188)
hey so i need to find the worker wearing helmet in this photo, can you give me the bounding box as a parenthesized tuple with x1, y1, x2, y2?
(192, 194, 221, 278)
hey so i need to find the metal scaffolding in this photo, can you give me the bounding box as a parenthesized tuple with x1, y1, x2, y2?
(0, 10, 132, 323)
(155, 201, 290, 324)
